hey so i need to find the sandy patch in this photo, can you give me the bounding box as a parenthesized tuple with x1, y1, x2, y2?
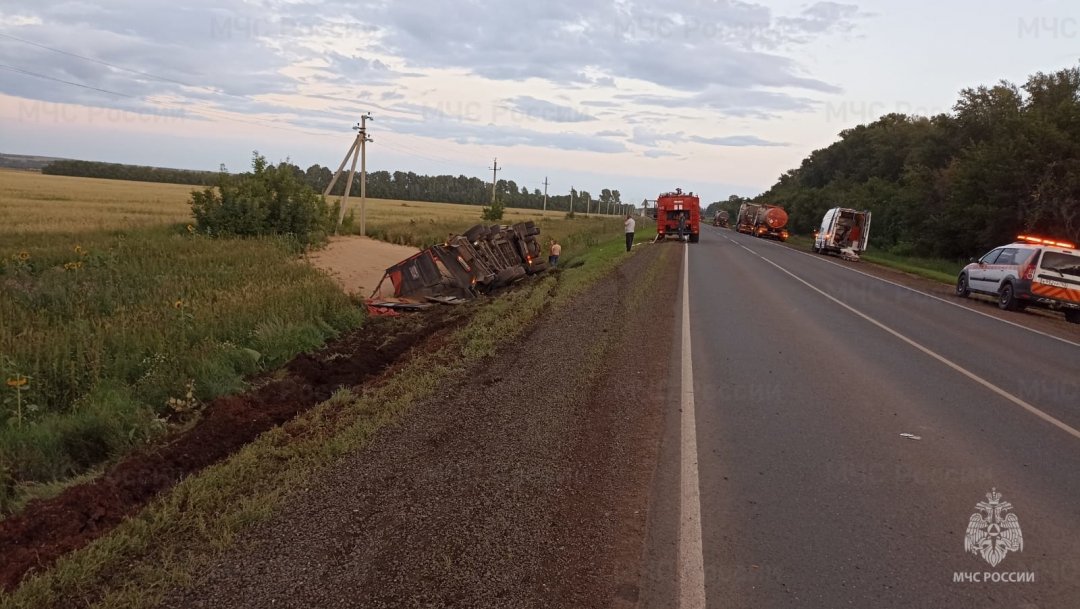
(306, 236, 418, 297)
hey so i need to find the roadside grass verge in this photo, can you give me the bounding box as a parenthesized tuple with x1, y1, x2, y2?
(0, 227, 362, 514)
(362, 213, 625, 249)
(0, 223, 639, 609)
(782, 234, 960, 284)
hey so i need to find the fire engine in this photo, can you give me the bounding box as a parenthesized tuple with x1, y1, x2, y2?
(655, 189, 701, 243)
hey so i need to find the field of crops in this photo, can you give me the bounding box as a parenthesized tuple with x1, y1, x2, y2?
(0, 169, 623, 513)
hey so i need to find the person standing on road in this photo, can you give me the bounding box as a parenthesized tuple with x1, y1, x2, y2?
(548, 239, 561, 268)
(624, 214, 636, 252)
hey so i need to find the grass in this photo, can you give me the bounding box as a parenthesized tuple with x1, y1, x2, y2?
(0, 226, 363, 513)
(0, 169, 631, 516)
(0, 220, 641, 609)
(783, 234, 961, 284)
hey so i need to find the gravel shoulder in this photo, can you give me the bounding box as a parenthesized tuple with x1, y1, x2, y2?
(164, 242, 682, 609)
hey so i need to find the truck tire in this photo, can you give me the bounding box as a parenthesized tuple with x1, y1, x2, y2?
(689, 233, 699, 243)
(1065, 310, 1080, 324)
(998, 282, 1019, 311)
(955, 274, 970, 298)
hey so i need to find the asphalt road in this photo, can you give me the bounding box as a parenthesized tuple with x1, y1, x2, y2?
(642, 226, 1080, 609)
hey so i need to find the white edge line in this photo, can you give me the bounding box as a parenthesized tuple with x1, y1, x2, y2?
(680, 242, 707, 609)
(719, 230, 1080, 350)
(733, 241, 1080, 441)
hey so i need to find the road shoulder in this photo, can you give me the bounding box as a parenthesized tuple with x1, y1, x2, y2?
(163, 242, 682, 608)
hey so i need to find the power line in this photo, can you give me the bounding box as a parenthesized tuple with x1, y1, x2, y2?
(0, 63, 138, 98)
(0, 31, 198, 88)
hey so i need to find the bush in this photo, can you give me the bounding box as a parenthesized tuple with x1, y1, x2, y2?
(481, 199, 505, 221)
(191, 152, 335, 248)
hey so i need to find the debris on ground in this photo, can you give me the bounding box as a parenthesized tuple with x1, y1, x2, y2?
(367, 222, 547, 312)
(899, 433, 922, 440)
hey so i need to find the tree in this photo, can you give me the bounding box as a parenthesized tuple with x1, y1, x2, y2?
(190, 152, 334, 248)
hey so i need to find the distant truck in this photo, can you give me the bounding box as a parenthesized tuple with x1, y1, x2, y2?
(656, 189, 701, 243)
(813, 208, 872, 260)
(713, 210, 730, 228)
(736, 203, 789, 241)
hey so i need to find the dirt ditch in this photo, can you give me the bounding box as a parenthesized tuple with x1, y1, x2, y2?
(0, 310, 461, 592)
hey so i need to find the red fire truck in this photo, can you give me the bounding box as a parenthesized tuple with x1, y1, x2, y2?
(655, 189, 701, 243)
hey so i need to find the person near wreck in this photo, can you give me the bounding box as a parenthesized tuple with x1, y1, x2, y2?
(624, 214, 636, 252)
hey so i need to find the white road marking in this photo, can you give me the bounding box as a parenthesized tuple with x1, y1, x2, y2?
(733, 242, 1080, 441)
(680, 243, 707, 609)
(723, 233, 1080, 350)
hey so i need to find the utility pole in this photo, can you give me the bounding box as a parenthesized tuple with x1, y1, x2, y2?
(570, 186, 574, 215)
(542, 177, 549, 212)
(489, 158, 501, 204)
(326, 113, 373, 235)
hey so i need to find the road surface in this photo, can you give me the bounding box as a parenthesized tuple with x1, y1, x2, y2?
(641, 226, 1080, 608)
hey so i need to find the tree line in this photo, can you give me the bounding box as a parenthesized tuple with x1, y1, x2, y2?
(41, 159, 623, 214)
(733, 65, 1080, 260)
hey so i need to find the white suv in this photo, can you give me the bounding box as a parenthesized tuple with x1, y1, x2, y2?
(956, 236, 1080, 324)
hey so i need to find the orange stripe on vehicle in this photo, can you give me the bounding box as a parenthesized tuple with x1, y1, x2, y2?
(1032, 282, 1080, 303)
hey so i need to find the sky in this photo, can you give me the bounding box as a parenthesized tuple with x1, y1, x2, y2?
(1, 0, 1078, 204)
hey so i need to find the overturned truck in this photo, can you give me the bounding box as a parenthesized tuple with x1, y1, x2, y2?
(374, 221, 547, 304)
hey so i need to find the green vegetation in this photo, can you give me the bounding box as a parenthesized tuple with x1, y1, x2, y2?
(711, 65, 1080, 261)
(0, 227, 362, 514)
(0, 220, 637, 609)
(43, 160, 627, 214)
(481, 198, 505, 221)
(190, 153, 336, 248)
(42, 159, 218, 186)
(859, 250, 962, 284)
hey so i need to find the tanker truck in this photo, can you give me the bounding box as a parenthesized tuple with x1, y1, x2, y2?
(713, 210, 730, 228)
(735, 203, 760, 235)
(751, 204, 789, 241)
(655, 188, 701, 243)
(736, 203, 789, 241)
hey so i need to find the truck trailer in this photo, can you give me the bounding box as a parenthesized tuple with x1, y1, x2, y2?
(736, 203, 789, 241)
(713, 210, 730, 228)
(656, 189, 701, 243)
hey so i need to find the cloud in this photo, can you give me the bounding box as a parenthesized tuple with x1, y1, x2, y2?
(630, 127, 683, 147)
(778, 2, 866, 35)
(503, 96, 596, 123)
(379, 114, 627, 154)
(689, 135, 787, 147)
(356, 0, 860, 101)
(644, 149, 679, 158)
(618, 84, 820, 119)
(0, 0, 863, 160)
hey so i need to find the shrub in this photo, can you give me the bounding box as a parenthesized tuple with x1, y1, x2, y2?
(481, 199, 505, 221)
(191, 152, 335, 248)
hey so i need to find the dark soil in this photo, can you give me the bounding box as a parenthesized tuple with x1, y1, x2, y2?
(0, 311, 461, 592)
(164, 244, 682, 609)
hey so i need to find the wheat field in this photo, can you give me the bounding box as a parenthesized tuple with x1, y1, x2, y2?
(0, 169, 567, 234)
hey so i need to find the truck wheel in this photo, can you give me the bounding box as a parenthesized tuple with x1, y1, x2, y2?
(998, 283, 1019, 311)
(1065, 310, 1080, 324)
(955, 274, 970, 298)
(689, 234, 700, 243)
